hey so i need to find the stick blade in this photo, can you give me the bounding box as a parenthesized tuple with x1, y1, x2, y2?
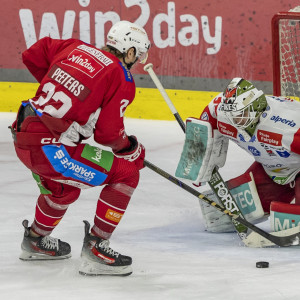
(243, 226, 300, 248)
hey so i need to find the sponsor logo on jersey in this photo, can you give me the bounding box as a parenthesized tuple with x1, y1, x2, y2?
(257, 130, 282, 146)
(217, 121, 238, 138)
(276, 150, 290, 158)
(269, 96, 294, 102)
(260, 143, 276, 156)
(262, 163, 283, 168)
(200, 112, 209, 121)
(238, 134, 246, 142)
(249, 135, 256, 142)
(77, 44, 113, 66)
(42, 145, 107, 186)
(62, 49, 104, 78)
(270, 115, 296, 127)
(271, 175, 289, 185)
(248, 146, 261, 156)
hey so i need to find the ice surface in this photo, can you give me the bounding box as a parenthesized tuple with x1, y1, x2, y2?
(1, 112, 300, 300)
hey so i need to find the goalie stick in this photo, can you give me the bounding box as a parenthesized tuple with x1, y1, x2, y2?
(144, 63, 248, 239)
(143, 159, 300, 247)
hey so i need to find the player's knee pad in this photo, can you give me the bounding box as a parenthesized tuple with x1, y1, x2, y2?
(34, 174, 81, 205)
(112, 158, 140, 189)
(46, 186, 81, 205)
(270, 201, 300, 232)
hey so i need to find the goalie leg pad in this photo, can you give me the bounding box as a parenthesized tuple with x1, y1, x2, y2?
(200, 172, 266, 233)
(270, 201, 300, 232)
(199, 189, 235, 233)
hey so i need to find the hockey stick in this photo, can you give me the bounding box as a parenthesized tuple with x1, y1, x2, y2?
(143, 159, 300, 247)
(143, 63, 248, 239)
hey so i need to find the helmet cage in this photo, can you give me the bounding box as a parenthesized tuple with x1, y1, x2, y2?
(226, 94, 261, 129)
(223, 84, 267, 131)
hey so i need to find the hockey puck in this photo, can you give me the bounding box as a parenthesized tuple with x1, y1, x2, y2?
(256, 261, 269, 268)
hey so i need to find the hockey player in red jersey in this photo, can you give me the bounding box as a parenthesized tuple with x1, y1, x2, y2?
(10, 20, 150, 276)
(176, 78, 300, 235)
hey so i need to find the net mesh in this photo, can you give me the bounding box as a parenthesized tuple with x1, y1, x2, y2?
(279, 11, 300, 99)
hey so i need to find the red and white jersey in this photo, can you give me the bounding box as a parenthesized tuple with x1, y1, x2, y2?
(22, 37, 135, 152)
(200, 94, 300, 184)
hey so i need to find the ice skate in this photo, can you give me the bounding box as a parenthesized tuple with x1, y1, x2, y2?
(19, 219, 71, 261)
(79, 220, 132, 276)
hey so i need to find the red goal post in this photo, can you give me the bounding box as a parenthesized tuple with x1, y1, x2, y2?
(272, 8, 300, 99)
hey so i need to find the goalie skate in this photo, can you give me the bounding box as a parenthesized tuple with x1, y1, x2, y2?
(79, 220, 132, 276)
(19, 220, 71, 261)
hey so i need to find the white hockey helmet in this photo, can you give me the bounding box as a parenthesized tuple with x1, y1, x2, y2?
(106, 20, 150, 64)
(221, 78, 267, 136)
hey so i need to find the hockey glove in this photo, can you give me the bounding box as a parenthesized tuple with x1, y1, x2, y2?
(114, 135, 145, 170)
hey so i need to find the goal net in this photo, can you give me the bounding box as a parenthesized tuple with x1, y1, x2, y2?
(272, 7, 300, 99)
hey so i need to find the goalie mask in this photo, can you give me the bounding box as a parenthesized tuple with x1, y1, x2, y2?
(221, 78, 267, 138)
(106, 21, 150, 65)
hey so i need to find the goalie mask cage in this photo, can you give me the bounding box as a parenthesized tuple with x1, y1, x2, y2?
(272, 9, 300, 99)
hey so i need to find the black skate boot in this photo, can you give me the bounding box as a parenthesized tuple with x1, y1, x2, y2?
(19, 220, 71, 261)
(79, 220, 132, 276)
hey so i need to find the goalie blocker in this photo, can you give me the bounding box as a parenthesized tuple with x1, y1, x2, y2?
(176, 118, 228, 185)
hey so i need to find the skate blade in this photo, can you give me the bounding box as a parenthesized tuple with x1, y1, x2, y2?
(79, 258, 132, 276)
(19, 249, 71, 261)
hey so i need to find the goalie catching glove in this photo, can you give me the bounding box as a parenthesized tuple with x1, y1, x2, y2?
(114, 135, 145, 170)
